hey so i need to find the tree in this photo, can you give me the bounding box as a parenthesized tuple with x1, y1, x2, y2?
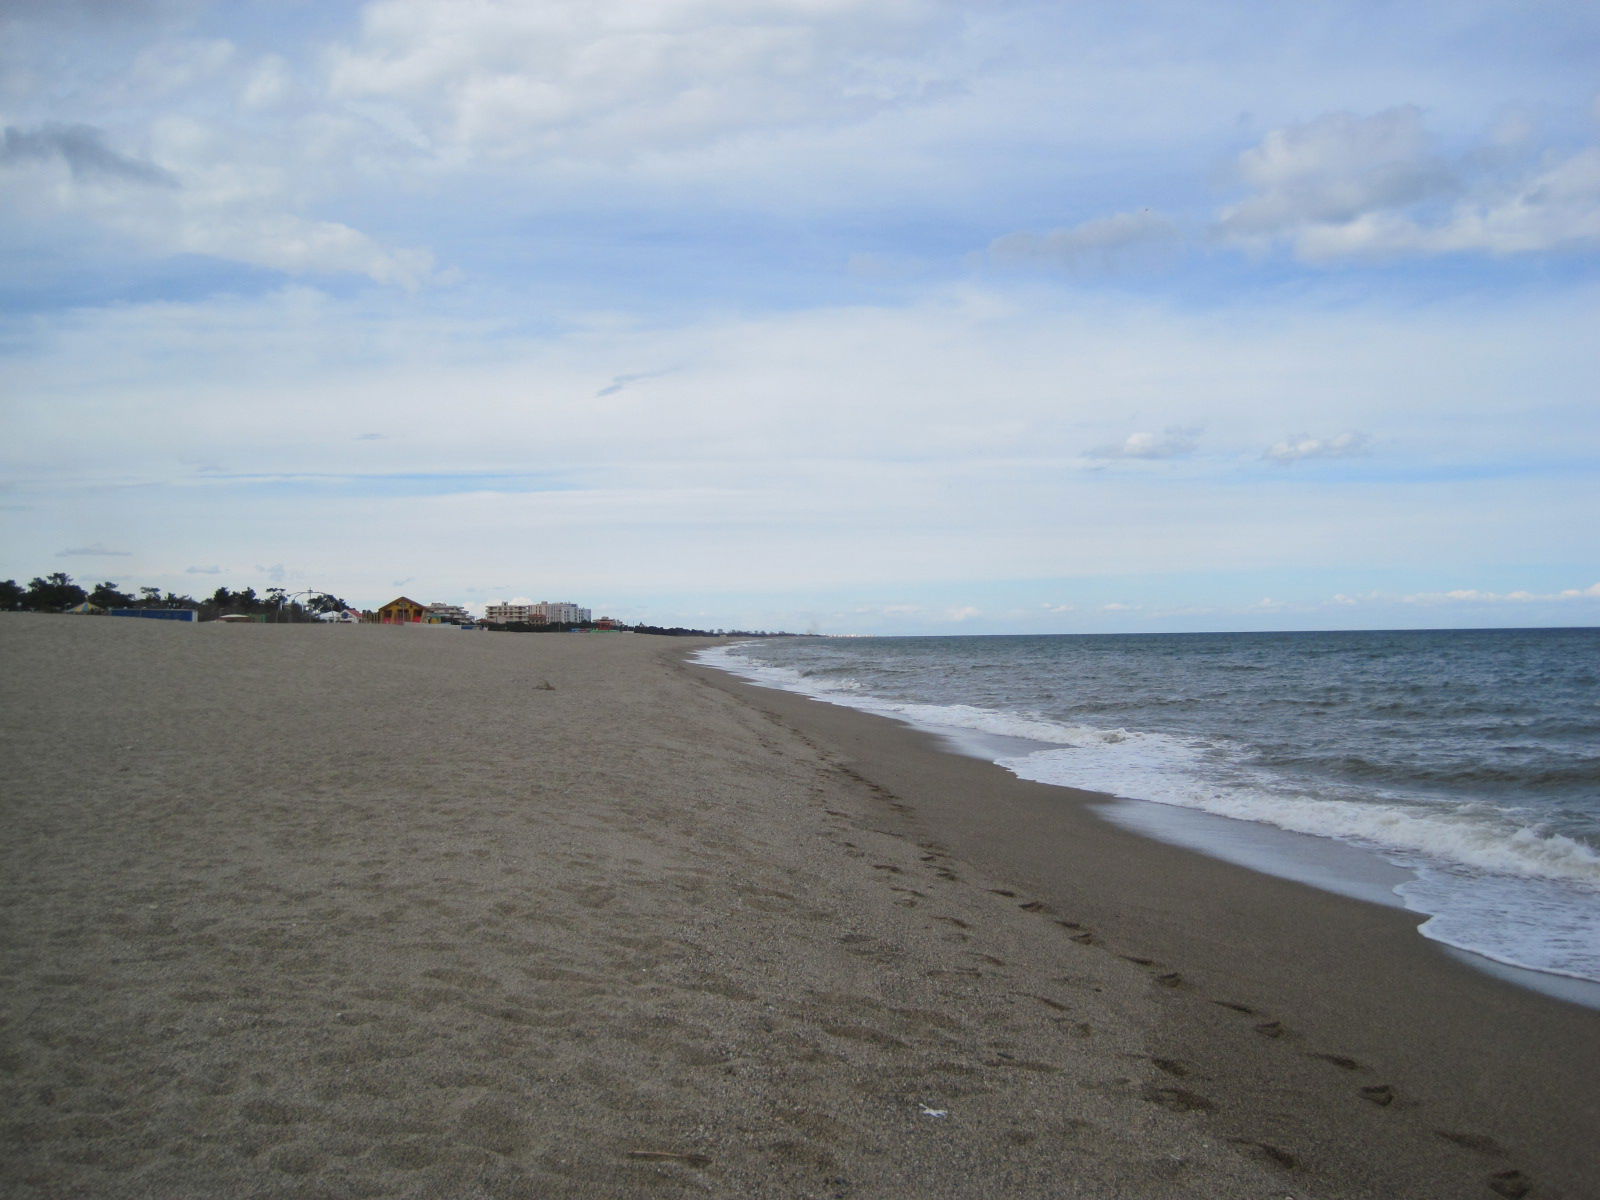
(0, 580, 24, 610)
(25, 573, 87, 611)
(88, 581, 135, 608)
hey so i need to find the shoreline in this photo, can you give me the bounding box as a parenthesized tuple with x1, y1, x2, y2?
(684, 648, 1600, 1198)
(3, 615, 1595, 1198)
(693, 640, 1600, 1011)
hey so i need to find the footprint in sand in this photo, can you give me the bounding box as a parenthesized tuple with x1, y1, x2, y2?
(1140, 1084, 1215, 1113)
(1227, 1138, 1301, 1171)
(1435, 1130, 1506, 1157)
(1308, 1052, 1365, 1071)
(1488, 1169, 1532, 1198)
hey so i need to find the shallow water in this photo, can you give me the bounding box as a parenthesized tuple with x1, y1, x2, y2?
(700, 629, 1600, 990)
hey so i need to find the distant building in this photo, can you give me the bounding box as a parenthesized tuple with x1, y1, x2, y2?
(484, 602, 533, 623)
(427, 602, 472, 624)
(484, 600, 592, 625)
(534, 601, 591, 624)
(377, 596, 428, 623)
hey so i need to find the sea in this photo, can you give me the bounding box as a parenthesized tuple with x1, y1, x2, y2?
(697, 628, 1600, 1003)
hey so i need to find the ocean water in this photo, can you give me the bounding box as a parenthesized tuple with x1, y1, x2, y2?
(697, 629, 1600, 990)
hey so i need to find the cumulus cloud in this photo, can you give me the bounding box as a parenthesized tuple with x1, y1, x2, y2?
(988, 209, 1180, 272)
(185, 564, 222, 574)
(1218, 107, 1600, 260)
(1, 123, 177, 187)
(1218, 107, 1455, 240)
(1263, 431, 1371, 464)
(1088, 426, 1200, 460)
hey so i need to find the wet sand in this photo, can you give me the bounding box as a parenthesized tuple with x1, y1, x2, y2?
(2, 615, 1595, 1198)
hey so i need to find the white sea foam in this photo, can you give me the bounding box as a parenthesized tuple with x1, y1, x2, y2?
(703, 644, 1600, 888)
(1002, 745, 1600, 887)
(698, 641, 1600, 984)
(1404, 869, 1600, 982)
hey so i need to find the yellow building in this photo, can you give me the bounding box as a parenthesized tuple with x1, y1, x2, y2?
(376, 596, 427, 624)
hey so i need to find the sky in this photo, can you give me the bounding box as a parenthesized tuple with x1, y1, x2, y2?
(2, 0, 1597, 635)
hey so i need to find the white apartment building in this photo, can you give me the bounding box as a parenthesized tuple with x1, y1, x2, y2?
(484, 602, 533, 623)
(484, 600, 592, 624)
(536, 600, 591, 624)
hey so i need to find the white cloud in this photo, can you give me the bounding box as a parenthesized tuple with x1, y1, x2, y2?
(1263, 431, 1371, 464)
(241, 53, 294, 110)
(128, 36, 235, 96)
(325, 0, 964, 163)
(1088, 426, 1200, 460)
(988, 210, 1180, 272)
(1, 123, 177, 187)
(57, 544, 132, 557)
(1218, 106, 1456, 240)
(1218, 107, 1600, 260)
(0, 118, 435, 288)
(1397, 582, 1600, 605)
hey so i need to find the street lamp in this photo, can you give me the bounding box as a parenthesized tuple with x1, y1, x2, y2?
(280, 588, 330, 623)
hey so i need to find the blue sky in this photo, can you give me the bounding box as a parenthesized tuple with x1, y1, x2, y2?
(2, 0, 1597, 633)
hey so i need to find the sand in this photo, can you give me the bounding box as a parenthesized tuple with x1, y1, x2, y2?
(1, 615, 1595, 1199)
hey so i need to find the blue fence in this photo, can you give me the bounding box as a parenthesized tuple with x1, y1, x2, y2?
(109, 608, 198, 622)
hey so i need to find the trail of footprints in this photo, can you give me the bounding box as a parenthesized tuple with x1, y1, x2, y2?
(815, 759, 1538, 1199)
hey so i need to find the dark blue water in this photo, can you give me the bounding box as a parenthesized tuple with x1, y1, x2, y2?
(701, 629, 1600, 984)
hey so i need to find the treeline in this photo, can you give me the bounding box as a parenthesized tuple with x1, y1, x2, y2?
(0, 572, 352, 620)
(3, 572, 800, 636)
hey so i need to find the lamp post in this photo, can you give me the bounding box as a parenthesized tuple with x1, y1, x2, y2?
(281, 589, 329, 623)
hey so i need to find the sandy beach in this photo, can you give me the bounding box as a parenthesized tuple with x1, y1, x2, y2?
(2, 615, 1595, 1199)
